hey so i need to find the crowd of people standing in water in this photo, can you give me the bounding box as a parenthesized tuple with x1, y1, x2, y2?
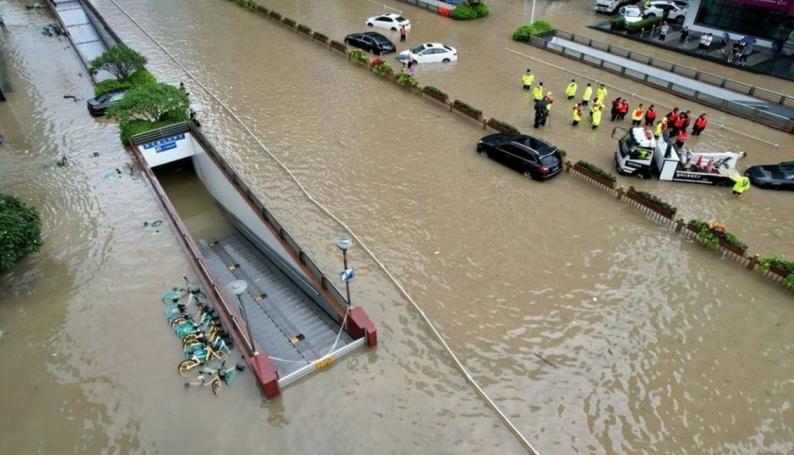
(521, 68, 709, 147)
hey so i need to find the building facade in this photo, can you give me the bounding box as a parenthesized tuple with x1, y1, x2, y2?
(683, 0, 794, 48)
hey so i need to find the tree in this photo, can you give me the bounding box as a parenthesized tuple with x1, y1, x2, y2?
(89, 45, 147, 80)
(107, 83, 189, 125)
(0, 193, 42, 271)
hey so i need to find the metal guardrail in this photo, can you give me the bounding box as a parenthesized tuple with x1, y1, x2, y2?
(129, 121, 191, 145)
(531, 31, 794, 133)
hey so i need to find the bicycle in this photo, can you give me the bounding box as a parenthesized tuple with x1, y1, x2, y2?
(178, 343, 226, 376)
(185, 361, 246, 395)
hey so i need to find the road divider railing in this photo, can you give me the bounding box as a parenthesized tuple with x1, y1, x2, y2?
(564, 160, 793, 292)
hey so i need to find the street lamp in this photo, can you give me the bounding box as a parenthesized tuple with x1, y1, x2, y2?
(530, 0, 536, 24)
(336, 235, 353, 307)
(226, 279, 257, 356)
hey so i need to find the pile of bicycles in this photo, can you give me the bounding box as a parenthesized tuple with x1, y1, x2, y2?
(162, 277, 245, 396)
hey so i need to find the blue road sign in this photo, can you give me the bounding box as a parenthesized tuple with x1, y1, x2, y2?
(339, 268, 355, 283)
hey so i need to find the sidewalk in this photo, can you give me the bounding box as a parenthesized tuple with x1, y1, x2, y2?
(590, 22, 794, 82)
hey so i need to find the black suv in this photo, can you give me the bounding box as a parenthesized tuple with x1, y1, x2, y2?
(344, 32, 396, 54)
(476, 134, 563, 181)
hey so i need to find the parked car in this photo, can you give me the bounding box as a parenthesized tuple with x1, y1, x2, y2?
(643, 0, 688, 23)
(397, 42, 458, 64)
(476, 133, 563, 180)
(344, 32, 396, 54)
(365, 13, 411, 32)
(86, 89, 126, 116)
(594, 0, 639, 14)
(618, 5, 643, 23)
(745, 161, 794, 190)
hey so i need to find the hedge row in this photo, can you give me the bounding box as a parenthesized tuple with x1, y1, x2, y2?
(575, 160, 616, 183)
(628, 186, 677, 216)
(512, 20, 553, 42)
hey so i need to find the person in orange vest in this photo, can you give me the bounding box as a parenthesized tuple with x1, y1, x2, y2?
(692, 113, 708, 135)
(674, 128, 688, 148)
(617, 99, 629, 120)
(610, 97, 622, 121)
(666, 108, 680, 134)
(673, 113, 686, 136)
(644, 104, 656, 126)
(631, 104, 644, 126)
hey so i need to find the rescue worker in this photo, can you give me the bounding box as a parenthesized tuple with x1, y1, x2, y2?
(565, 79, 577, 100)
(532, 82, 544, 101)
(681, 110, 692, 132)
(545, 92, 554, 110)
(644, 104, 656, 126)
(729, 174, 751, 196)
(522, 68, 534, 91)
(674, 128, 688, 148)
(591, 105, 602, 130)
(581, 83, 593, 107)
(610, 97, 622, 122)
(533, 97, 550, 128)
(692, 113, 708, 135)
(571, 103, 583, 126)
(595, 84, 608, 105)
(654, 118, 667, 138)
(666, 108, 680, 135)
(672, 112, 686, 136)
(631, 104, 644, 126)
(617, 99, 629, 120)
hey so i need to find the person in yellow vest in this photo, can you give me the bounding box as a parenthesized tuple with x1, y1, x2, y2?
(532, 82, 544, 101)
(654, 118, 667, 138)
(571, 103, 583, 126)
(595, 84, 608, 105)
(591, 105, 602, 129)
(631, 103, 645, 126)
(565, 79, 577, 100)
(521, 68, 534, 91)
(581, 83, 593, 106)
(729, 174, 751, 196)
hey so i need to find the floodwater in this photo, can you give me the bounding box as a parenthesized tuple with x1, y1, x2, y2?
(1, 0, 792, 454)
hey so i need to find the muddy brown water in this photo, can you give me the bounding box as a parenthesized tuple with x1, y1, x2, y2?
(1, 0, 793, 453)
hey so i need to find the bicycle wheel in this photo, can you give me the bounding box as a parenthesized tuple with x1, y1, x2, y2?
(210, 377, 222, 396)
(178, 358, 200, 376)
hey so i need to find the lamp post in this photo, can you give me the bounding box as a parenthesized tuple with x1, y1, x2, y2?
(227, 279, 257, 356)
(530, 0, 536, 24)
(336, 236, 353, 307)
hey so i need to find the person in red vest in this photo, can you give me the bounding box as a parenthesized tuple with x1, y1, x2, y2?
(675, 128, 688, 148)
(681, 110, 692, 132)
(617, 99, 629, 120)
(610, 97, 622, 121)
(666, 108, 680, 135)
(644, 104, 656, 126)
(692, 113, 709, 135)
(673, 113, 685, 135)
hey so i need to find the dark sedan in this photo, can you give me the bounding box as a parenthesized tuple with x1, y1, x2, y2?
(745, 161, 794, 190)
(86, 89, 126, 116)
(476, 133, 563, 180)
(344, 32, 396, 54)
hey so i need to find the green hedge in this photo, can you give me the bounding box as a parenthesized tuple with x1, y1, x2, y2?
(372, 62, 393, 78)
(396, 72, 420, 88)
(422, 86, 449, 102)
(451, 2, 490, 20)
(120, 118, 185, 145)
(94, 70, 156, 96)
(628, 186, 677, 215)
(297, 24, 312, 35)
(626, 17, 662, 32)
(348, 49, 367, 64)
(486, 118, 520, 135)
(313, 32, 329, 43)
(689, 219, 746, 251)
(575, 160, 616, 183)
(282, 17, 297, 28)
(512, 20, 553, 42)
(330, 40, 346, 52)
(452, 99, 482, 119)
(0, 194, 42, 271)
(269, 10, 281, 20)
(233, 0, 257, 10)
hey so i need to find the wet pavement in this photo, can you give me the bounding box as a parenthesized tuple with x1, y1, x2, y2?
(2, 0, 793, 454)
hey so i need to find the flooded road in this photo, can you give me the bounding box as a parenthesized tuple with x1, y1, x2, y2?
(2, 0, 793, 454)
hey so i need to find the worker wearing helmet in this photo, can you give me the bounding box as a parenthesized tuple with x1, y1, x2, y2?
(565, 79, 577, 100)
(532, 82, 544, 101)
(729, 174, 751, 196)
(521, 69, 534, 91)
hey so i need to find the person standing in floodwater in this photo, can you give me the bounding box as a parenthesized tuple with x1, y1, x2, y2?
(399, 25, 406, 43)
(581, 83, 592, 107)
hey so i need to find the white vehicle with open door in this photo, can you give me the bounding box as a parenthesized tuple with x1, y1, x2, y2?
(614, 127, 745, 185)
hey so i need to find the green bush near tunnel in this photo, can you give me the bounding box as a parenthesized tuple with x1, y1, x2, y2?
(0, 194, 42, 271)
(625, 17, 662, 33)
(108, 83, 190, 144)
(94, 70, 156, 97)
(512, 20, 554, 42)
(89, 44, 148, 80)
(451, 1, 490, 20)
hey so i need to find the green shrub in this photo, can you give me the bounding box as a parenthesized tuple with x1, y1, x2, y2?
(452, 2, 490, 20)
(297, 24, 312, 35)
(688, 219, 746, 252)
(0, 194, 42, 271)
(575, 160, 616, 183)
(330, 40, 347, 52)
(313, 32, 329, 43)
(396, 72, 420, 88)
(89, 44, 147, 80)
(452, 99, 482, 119)
(609, 17, 626, 31)
(348, 49, 367, 63)
(94, 70, 156, 96)
(269, 10, 281, 20)
(557, 149, 567, 161)
(256, 5, 269, 14)
(282, 17, 297, 28)
(486, 118, 520, 135)
(512, 20, 553, 42)
(234, 0, 256, 10)
(120, 119, 185, 145)
(758, 256, 794, 285)
(372, 62, 393, 78)
(626, 17, 662, 32)
(422, 86, 448, 102)
(627, 186, 677, 216)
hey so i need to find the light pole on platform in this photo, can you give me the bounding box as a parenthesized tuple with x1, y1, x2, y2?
(227, 279, 257, 356)
(336, 236, 354, 307)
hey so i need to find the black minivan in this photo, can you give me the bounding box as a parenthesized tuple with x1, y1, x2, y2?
(344, 32, 396, 54)
(476, 133, 563, 180)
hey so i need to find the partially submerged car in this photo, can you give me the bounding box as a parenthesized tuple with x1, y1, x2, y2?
(745, 161, 794, 190)
(476, 133, 563, 180)
(87, 89, 125, 116)
(344, 32, 396, 54)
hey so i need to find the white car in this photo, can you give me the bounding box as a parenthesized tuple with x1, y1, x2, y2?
(365, 13, 411, 32)
(618, 5, 643, 23)
(397, 42, 458, 64)
(643, 1, 688, 23)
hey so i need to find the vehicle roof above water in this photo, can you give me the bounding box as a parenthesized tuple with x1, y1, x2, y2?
(362, 31, 392, 41)
(484, 133, 558, 156)
(375, 13, 408, 21)
(630, 127, 659, 149)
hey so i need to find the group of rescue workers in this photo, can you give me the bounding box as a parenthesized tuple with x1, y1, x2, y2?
(521, 69, 750, 196)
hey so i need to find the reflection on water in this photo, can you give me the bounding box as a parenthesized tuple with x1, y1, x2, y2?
(1, 0, 793, 454)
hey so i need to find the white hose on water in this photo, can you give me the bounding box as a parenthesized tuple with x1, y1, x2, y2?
(106, 1, 540, 453)
(505, 47, 781, 149)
